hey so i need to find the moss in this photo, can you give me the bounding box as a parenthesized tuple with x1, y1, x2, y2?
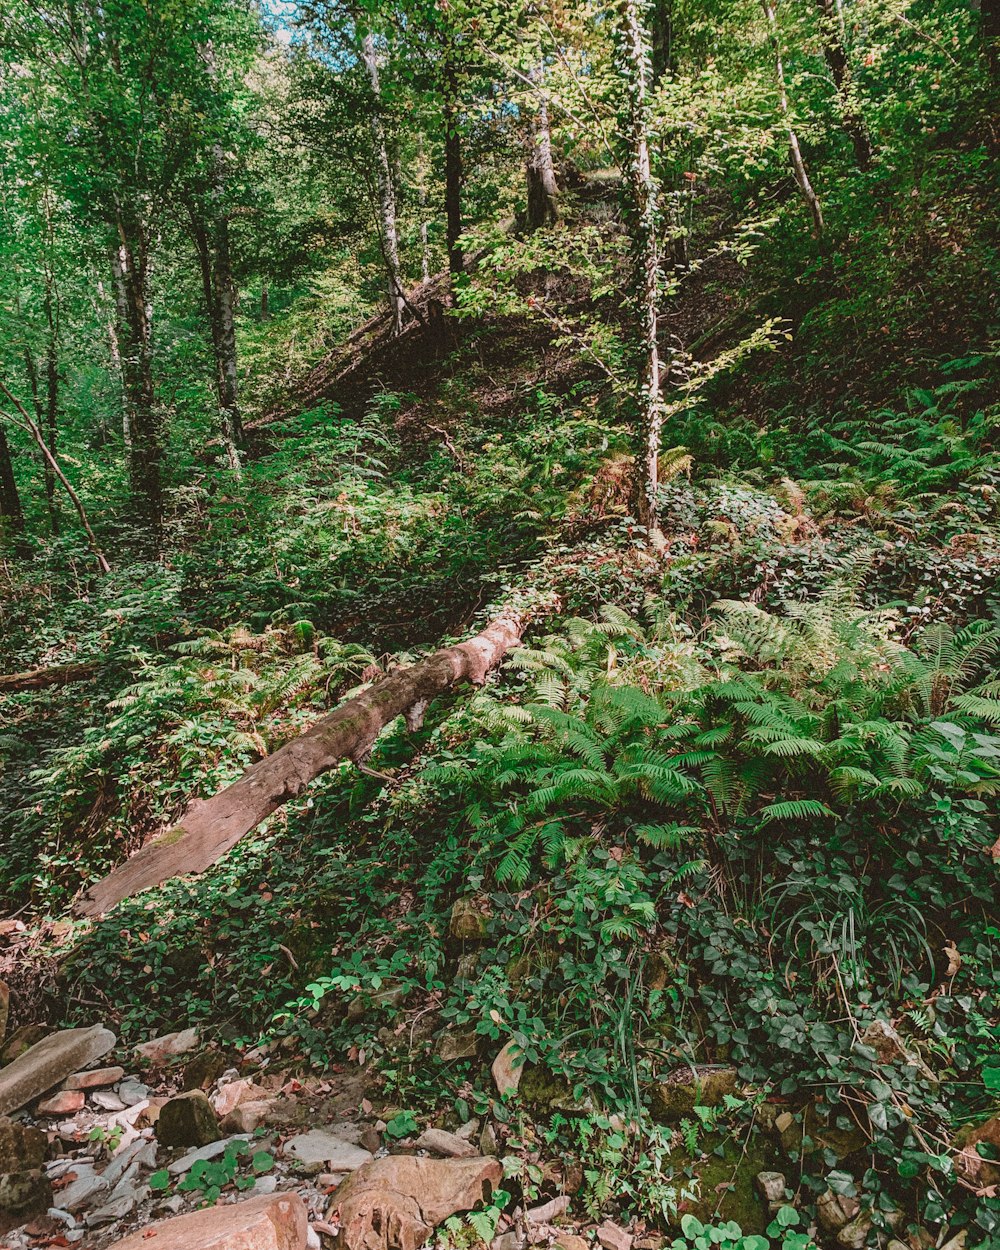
(672, 1131, 779, 1235)
(648, 1066, 738, 1123)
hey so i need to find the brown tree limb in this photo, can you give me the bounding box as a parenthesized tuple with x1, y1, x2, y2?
(0, 662, 99, 693)
(73, 612, 530, 917)
(0, 379, 111, 574)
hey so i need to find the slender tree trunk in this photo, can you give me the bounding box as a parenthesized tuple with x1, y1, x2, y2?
(112, 209, 163, 536)
(361, 31, 406, 335)
(416, 139, 432, 284)
(650, 0, 674, 80)
(41, 240, 61, 535)
(0, 380, 110, 574)
(444, 59, 464, 291)
(261, 286, 270, 319)
(210, 205, 245, 472)
(525, 70, 560, 231)
(985, 0, 1000, 80)
(0, 425, 24, 535)
(762, 0, 825, 238)
(815, 0, 873, 169)
(617, 0, 666, 540)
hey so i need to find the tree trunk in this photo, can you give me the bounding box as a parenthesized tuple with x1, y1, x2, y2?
(650, 0, 675, 80)
(0, 380, 110, 574)
(985, 0, 1000, 80)
(0, 662, 98, 693)
(192, 207, 244, 475)
(74, 612, 529, 916)
(444, 59, 464, 291)
(0, 425, 24, 535)
(525, 73, 560, 231)
(361, 31, 406, 335)
(111, 212, 163, 536)
(617, 0, 666, 539)
(762, 0, 825, 238)
(815, 0, 873, 169)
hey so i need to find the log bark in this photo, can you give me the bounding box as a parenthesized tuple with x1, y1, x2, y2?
(74, 613, 527, 917)
(0, 662, 98, 693)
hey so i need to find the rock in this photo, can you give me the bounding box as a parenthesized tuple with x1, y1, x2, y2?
(284, 1129, 373, 1172)
(307, 1227, 321, 1250)
(0, 1169, 53, 1220)
(449, 897, 489, 941)
(555, 1236, 589, 1250)
(359, 1125, 382, 1155)
(435, 1028, 479, 1063)
(251, 1175, 278, 1197)
(0, 1025, 116, 1117)
(105, 1192, 308, 1250)
(479, 1123, 500, 1157)
(413, 1128, 479, 1159)
(648, 1066, 738, 1123)
(492, 1234, 518, 1250)
(64, 1066, 126, 1090)
(47, 1206, 77, 1228)
(836, 1213, 872, 1250)
(36, 1090, 86, 1116)
(212, 1078, 268, 1119)
(105, 1139, 157, 1187)
(60, 1172, 110, 1212)
(861, 1020, 936, 1081)
(328, 1154, 503, 1250)
(0, 1117, 47, 1171)
(597, 1221, 633, 1250)
(1, 1024, 48, 1067)
(491, 1041, 524, 1098)
(157, 1090, 222, 1148)
(816, 1189, 860, 1235)
(116, 1078, 150, 1107)
(0, 980, 8, 1045)
(91, 1090, 127, 1112)
(168, 1136, 253, 1176)
(754, 1171, 786, 1213)
(453, 1119, 480, 1142)
(526, 1195, 571, 1224)
(221, 1100, 277, 1135)
(182, 1049, 228, 1091)
(134, 1028, 200, 1068)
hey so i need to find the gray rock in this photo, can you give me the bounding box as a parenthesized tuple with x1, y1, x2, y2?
(91, 1089, 127, 1112)
(251, 1174, 278, 1196)
(116, 1078, 150, 1107)
(60, 1171, 110, 1211)
(167, 1135, 252, 1175)
(0, 1025, 117, 1117)
(414, 1128, 479, 1158)
(47, 1207, 77, 1229)
(104, 1137, 156, 1188)
(283, 1129, 373, 1171)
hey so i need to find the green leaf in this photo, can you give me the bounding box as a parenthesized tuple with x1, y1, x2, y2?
(148, 1169, 171, 1192)
(681, 1215, 705, 1239)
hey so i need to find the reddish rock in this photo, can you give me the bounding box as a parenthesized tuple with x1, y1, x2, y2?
(36, 1089, 86, 1116)
(105, 1192, 307, 1250)
(64, 1065, 126, 1090)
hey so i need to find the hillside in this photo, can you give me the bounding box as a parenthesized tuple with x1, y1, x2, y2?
(1, 3, 1000, 1250)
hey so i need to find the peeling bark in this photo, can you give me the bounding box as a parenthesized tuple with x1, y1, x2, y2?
(74, 613, 528, 916)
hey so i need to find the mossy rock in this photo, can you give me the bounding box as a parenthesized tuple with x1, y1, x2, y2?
(648, 1066, 738, 1123)
(671, 1132, 778, 1235)
(0, 1025, 48, 1068)
(758, 1099, 867, 1162)
(520, 1064, 595, 1114)
(449, 897, 490, 941)
(182, 1049, 228, 1091)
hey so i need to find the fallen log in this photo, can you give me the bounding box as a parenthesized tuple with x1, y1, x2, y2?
(0, 662, 99, 693)
(74, 613, 527, 917)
